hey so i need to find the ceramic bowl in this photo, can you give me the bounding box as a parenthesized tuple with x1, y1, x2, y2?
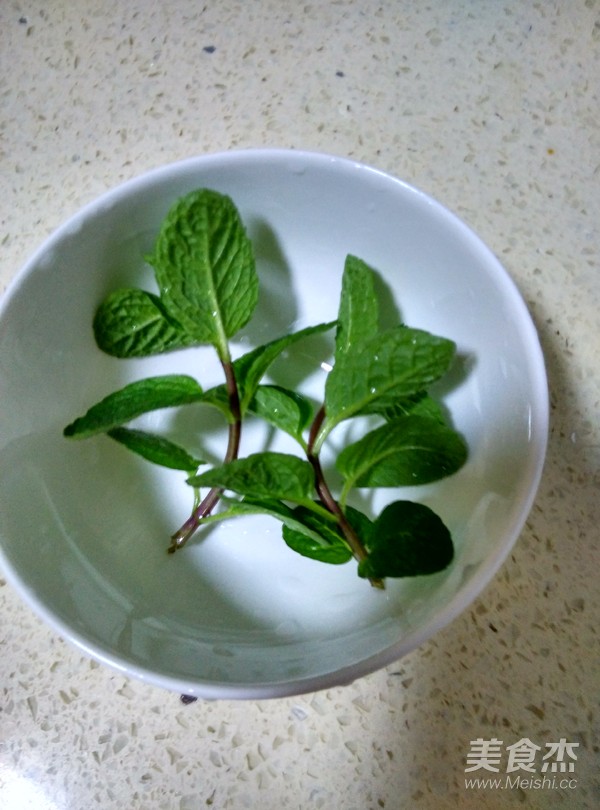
(0, 150, 548, 699)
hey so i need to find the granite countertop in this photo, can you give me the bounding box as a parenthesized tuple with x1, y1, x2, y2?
(1, 1, 598, 808)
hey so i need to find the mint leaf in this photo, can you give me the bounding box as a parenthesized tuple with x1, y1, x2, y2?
(147, 189, 258, 356)
(214, 497, 347, 563)
(281, 503, 372, 565)
(381, 391, 447, 424)
(337, 415, 467, 490)
(188, 452, 315, 503)
(93, 288, 195, 358)
(233, 321, 336, 411)
(218, 496, 316, 531)
(199, 385, 232, 420)
(281, 507, 353, 564)
(63, 375, 204, 438)
(358, 500, 454, 579)
(334, 254, 379, 356)
(107, 427, 203, 472)
(324, 325, 456, 431)
(218, 498, 367, 565)
(221, 496, 298, 524)
(248, 385, 313, 443)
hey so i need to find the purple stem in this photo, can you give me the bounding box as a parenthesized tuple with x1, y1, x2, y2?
(168, 360, 241, 552)
(307, 406, 383, 588)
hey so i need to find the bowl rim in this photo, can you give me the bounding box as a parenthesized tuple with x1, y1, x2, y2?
(0, 148, 549, 699)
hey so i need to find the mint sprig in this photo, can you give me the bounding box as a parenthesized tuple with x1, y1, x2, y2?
(64, 190, 468, 589)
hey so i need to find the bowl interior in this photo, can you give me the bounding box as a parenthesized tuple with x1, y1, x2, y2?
(0, 150, 548, 698)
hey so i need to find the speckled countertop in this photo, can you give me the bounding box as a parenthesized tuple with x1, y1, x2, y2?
(1, 1, 598, 808)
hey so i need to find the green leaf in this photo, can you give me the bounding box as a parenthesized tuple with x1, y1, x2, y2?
(220, 499, 369, 566)
(248, 385, 313, 442)
(147, 189, 258, 356)
(218, 496, 310, 530)
(334, 255, 379, 357)
(232, 321, 336, 411)
(93, 288, 196, 358)
(281, 503, 374, 565)
(107, 427, 203, 472)
(199, 385, 233, 420)
(358, 500, 454, 579)
(281, 505, 353, 564)
(188, 452, 315, 503)
(221, 496, 298, 523)
(324, 325, 456, 432)
(213, 497, 344, 561)
(381, 391, 447, 424)
(63, 375, 204, 438)
(337, 415, 467, 490)
(343, 504, 376, 544)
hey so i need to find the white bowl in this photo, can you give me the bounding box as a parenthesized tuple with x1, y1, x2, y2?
(0, 150, 548, 699)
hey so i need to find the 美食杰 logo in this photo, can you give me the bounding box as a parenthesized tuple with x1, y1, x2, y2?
(464, 737, 579, 792)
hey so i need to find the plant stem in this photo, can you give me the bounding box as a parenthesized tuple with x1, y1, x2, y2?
(307, 406, 384, 589)
(168, 358, 241, 552)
